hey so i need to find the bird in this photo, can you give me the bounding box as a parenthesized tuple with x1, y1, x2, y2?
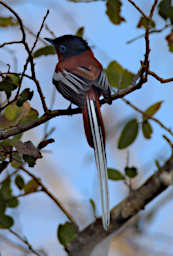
(45, 35, 112, 230)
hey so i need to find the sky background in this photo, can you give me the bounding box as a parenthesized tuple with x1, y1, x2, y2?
(0, 0, 173, 255)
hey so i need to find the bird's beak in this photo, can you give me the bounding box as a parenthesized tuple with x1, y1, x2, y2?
(44, 37, 54, 45)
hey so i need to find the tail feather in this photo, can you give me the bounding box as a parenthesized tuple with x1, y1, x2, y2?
(83, 89, 110, 230)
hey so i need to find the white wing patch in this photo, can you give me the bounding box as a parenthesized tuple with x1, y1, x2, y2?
(97, 71, 110, 91)
(53, 70, 89, 94)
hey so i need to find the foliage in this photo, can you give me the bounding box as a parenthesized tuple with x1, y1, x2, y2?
(118, 118, 139, 149)
(57, 222, 77, 246)
(33, 45, 56, 58)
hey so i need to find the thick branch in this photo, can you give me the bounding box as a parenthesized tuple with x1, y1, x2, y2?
(0, 109, 79, 140)
(0, 74, 148, 141)
(66, 155, 173, 256)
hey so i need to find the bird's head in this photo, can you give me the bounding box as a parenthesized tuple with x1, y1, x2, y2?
(44, 35, 90, 59)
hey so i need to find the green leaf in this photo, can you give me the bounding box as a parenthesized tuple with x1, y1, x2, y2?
(144, 101, 163, 120)
(33, 45, 56, 58)
(106, 0, 125, 25)
(4, 104, 21, 121)
(10, 133, 23, 145)
(0, 134, 22, 148)
(105, 61, 135, 89)
(0, 16, 18, 27)
(24, 179, 39, 194)
(89, 199, 96, 217)
(10, 153, 22, 169)
(0, 161, 9, 174)
(118, 119, 139, 149)
(19, 107, 38, 125)
(166, 32, 173, 52)
(16, 89, 34, 107)
(57, 222, 76, 246)
(0, 74, 19, 99)
(0, 195, 6, 214)
(75, 26, 85, 37)
(0, 178, 18, 210)
(155, 160, 161, 169)
(137, 17, 155, 29)
(125, 166, 138, 178)
(0, 178, 12, 200)
(15, 175, 25, 190)
(8, 74, 20, 86)
(107, 168, 125, 180)
(158, 0, 173, 23)
(7, 198, 19, 208)
(142, 120, 153, 139)
(0, 214, 14, 229)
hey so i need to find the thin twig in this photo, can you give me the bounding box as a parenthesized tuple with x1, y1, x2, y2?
(0, 1, 48, 113)
(0, 41, 22, 48)
(21, 166, 78, 228)
(42, 127, 56, 140)
(127, 0, 148, 19)
(162, 135, 173, 149)
(0, 2, 26, 41)
(30, 10, 49, 53)
(0, 71, 32, 80)
(149, 0, 158, 18)
(13, 190, 42, 199)
(45, 24, 56, 38)
(9, 229, 41, 256)
(15, 10, 49, 112)
(143, 20, 150, 80)
(148, 70, 173, 83)
(122, 98, 173, 137)
(126, 24, 170, 44)
(0, 234, 30, 254)
(24, 25, 47, 44)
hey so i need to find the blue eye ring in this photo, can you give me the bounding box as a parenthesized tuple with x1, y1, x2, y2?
(59, 44, 66, 53)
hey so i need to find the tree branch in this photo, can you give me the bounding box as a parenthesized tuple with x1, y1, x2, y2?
(148, 70, 173, 84)
(9, 229, 41, 256)
(149, 0, 159, 18)
(122, 98, 173, 137)
(0, 41, 22, 48)
(127, 0, 148, 19)
(21, 166, 78, 228)
(0, 1, 48, 113)
(66, 154, 173, 256)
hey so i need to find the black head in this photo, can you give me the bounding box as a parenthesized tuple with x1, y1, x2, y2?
(44, 35, 90, 58)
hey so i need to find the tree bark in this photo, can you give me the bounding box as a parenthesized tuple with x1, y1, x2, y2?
(66, 154, 173, 256)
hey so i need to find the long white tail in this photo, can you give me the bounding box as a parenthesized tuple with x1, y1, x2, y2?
(85, 95, 110, 230)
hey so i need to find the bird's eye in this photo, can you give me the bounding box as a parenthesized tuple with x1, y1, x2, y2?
(59, 45, 66, 53)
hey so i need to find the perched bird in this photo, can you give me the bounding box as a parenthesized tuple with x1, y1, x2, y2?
(45, 35, 112, 230)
